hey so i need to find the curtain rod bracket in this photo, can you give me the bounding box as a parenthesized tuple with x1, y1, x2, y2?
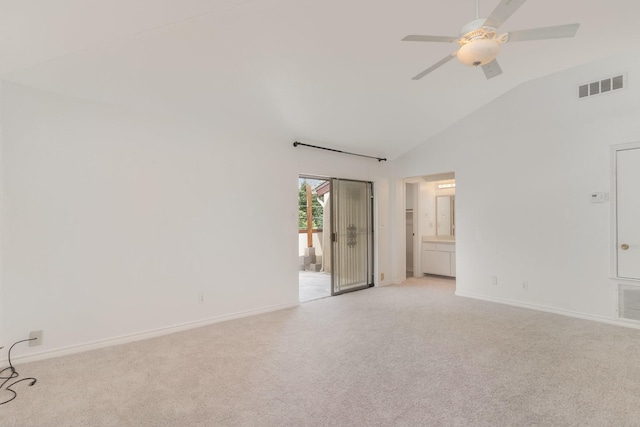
(293, 141, 387, 162)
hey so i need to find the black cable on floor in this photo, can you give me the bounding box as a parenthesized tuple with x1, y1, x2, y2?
(0, 338, 38, 405)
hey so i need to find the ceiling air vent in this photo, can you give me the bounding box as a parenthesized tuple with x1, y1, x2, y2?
(618, 284, 640, 321)
(578, 74, 624, 99)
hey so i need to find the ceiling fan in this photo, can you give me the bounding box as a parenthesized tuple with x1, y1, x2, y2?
(403, 0, 580, 80)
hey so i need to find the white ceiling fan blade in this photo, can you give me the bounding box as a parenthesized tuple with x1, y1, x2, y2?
(507, 23, 580, 42)
(411, 53, 457, 80)
(481, 59, 503, 79)
(483, 0, 527, 28)
(402, 35, 458, 43)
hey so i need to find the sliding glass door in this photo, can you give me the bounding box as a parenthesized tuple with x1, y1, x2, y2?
(331, 179, 374, 295)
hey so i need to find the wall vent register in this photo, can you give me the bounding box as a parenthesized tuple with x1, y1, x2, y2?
(578, 74, 624, 99)
(618, 284, 640, 322)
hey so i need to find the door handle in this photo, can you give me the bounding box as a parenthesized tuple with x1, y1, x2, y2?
(621, 243, 630, 250)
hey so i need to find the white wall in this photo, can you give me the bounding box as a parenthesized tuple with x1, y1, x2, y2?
(0, 81, 389, 361)
(418, 182, 435, 238)
(0, 83, 3, 347)
(392, 48, 640, 321)
(405, 183, 416, 210)
(417, 181, 455, 238)
(294, 145, 392, 285)
(11, 47, 636, 362)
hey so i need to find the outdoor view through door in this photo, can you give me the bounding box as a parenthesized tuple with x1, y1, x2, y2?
(298, 177, 374, 301)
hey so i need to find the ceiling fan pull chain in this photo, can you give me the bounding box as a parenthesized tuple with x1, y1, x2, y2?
(475, 0, 479, 19)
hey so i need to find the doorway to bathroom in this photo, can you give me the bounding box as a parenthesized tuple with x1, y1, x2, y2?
(404, 172, 456, 281)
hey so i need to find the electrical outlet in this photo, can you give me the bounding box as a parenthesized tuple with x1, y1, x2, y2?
(198, 293, 205, 303)
(491, 276, 498, 286)
(522, 281, 529, 291)
(29, 330, 43, 347)
(381, 273, 385, 281)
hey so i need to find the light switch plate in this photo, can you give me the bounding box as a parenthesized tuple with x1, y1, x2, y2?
(590, 192, 607, 203)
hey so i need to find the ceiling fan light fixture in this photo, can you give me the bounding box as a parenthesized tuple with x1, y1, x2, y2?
(456, 39, 500, 67)
(402, 0, 580, 80)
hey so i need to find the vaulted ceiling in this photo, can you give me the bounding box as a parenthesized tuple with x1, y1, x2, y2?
(1, 0, 638, 159)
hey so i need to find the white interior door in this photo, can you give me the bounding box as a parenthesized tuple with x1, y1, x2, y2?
(331, 179, 373, 295)
(617, 147, 640, 279)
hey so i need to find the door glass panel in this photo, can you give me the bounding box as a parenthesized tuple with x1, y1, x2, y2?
(331, 179, 373, 295)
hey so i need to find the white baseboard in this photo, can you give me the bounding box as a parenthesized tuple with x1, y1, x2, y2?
(377, 279, 396, 287)
(455, 290, 640, 331)
(8, 301, 299, 365)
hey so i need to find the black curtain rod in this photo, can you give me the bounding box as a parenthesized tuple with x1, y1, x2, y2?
(293, 141, 387, 162)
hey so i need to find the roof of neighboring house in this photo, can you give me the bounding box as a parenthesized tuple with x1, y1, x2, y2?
(315, 181, 330, 197)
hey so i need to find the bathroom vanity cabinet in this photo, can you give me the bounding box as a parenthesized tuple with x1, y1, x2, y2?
(421, 237, 456, 277)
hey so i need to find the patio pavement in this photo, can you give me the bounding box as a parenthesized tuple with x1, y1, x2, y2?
(299, 270, 331, 302)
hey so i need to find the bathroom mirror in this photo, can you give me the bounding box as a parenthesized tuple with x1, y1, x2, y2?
(436, 195, 455, 236)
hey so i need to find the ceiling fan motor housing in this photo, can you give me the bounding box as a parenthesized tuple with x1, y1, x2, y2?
(459, 18, 488, 35)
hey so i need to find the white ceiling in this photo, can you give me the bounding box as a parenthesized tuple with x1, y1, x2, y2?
(1, 0, 638, 159)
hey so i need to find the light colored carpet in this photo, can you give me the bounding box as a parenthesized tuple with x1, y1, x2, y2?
(3, 276, 640, 426)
